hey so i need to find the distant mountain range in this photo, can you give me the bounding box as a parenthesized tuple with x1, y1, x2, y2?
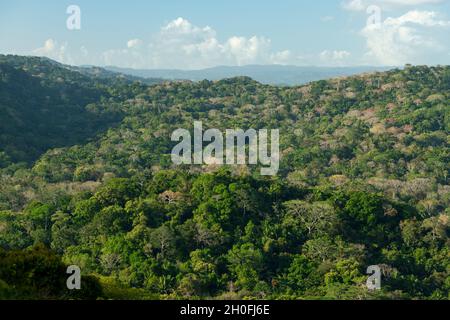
(104, 64, 394, 86)
(3, 54, 393, 86)
(67, 65, 164, 85)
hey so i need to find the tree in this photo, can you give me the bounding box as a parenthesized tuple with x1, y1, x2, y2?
(226, 243, 264, 291)
(149, 225, 177, 260)
(285, 255, 321, 293)
(283, 200, 337, 237)
(94, 178, 140, 207)
(51, 211, 77, 254)
(324, 258, 364, 287)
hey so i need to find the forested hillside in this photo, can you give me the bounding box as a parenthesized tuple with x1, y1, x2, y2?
(0, 56, 449, 300)
(0, 55, 161, 164)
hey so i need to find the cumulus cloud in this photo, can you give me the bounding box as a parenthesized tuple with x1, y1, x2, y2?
(343, 0, 367, 11)
(319, 50, 352, 65)
(384, 10, 450, 26)
(342, 0, 445, 11)
(32, 18, 300, 69)
(270, 50, 293, 65)
(33, 39, 95, 65)
(361, 10, 450, 65)
(382, 0, 444, 5)
(33, 39, 73, 64)
(100, 17, 296, 69)
(127, 39, 143, 49)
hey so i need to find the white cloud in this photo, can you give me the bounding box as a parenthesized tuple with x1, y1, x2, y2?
(33, 18, 300, 69)
(343, 0, 366, 11)
(270, 50, 293, 65)
(384, 10, 450, 26)
(223, 36, 272, 66)
(33, 39, 73, 64)
(361, 10, 450, 65)
(342, 0, 445, 11)
(33, 39, 96, 66)
(320, 50, 352, 65)
(383, 0, 444, 5)
(101, 17, 296, 69)
(127, 39, 143, 49)
(33, 18, 361, 69)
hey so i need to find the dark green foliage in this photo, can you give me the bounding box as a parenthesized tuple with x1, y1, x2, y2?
(0, 55, 140, 164)
(0, 244, 102, 300)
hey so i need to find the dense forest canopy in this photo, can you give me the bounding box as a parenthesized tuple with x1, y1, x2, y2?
(0, 56, 449, 300)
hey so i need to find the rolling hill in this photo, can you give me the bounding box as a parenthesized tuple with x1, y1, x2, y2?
(0, 56, 449, 300)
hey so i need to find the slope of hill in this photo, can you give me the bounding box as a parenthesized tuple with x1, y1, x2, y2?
(0, 55, 163, 165)
(69, 65, 164, 85)
(0, 56, 449, 300)
(105, 64, 392, 85)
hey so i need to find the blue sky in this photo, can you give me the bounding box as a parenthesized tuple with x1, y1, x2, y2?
(1, 0, 449, 69)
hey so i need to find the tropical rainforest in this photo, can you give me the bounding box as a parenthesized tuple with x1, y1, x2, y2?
(0, 55, 449, 300)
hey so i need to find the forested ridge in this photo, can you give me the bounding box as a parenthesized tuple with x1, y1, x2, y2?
(0, 56, 449, 300)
